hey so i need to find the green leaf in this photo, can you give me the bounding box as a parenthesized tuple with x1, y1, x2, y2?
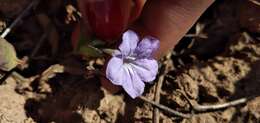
(78, 45, 103, 58)
(102, 48, 116, 56)
(72, 23, 108, 58)
(74, 27, 107, 58)
(76, 30, 88, 50)
(90, 39, 106, 47)
(0, 38, 19, 71)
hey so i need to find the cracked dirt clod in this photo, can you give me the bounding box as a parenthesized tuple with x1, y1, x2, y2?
(0, 77, 35, 123)
(178, 74, 199, 100)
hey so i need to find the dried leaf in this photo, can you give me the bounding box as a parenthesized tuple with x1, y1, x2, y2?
(0, 38, 19, 71)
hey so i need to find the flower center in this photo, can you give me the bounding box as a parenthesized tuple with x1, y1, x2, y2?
(123, 56, 136, 63)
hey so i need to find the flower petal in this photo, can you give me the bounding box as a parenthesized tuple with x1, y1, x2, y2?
(106, 57, 124, 85)
(135, 36, 159, 58)
(131, 59, 158, 82)
(119, 30, 139, 56)
(122, 64, 145, 98)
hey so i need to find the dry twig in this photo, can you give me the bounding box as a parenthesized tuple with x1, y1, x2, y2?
(38, 64, 64, 93)
(184, 23, 208, 39)
(192, 98, 248, 112)
(65, 4, 82, 24)
(242, 32, 254, 43)
(1, 0, 40, 38)
(153, 74, 165, 123)
(30, 30, 48, 58)
(153, 57, 172, 123)
(140, 96, 191, 118)
(180, 91, 248, 112)
(249, 0, 260, 6)
(40, 64, 64, 82)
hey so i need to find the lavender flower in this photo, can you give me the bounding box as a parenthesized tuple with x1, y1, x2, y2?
(106, 30, 159, 98)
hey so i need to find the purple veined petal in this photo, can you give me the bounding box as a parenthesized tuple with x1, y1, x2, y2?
(106, 57, 124, 85)
(119, 30, 139, 57)
(135, 36, 159, 58)
(131, 59, 158, 83)
(122, 64, 145, 98)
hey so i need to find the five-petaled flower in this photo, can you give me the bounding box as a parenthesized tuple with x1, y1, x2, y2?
(106, 30, 159, 98)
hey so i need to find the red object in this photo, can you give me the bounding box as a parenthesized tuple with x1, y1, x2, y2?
(72, 0, 147, 93)
(78, 0, 145, 42)
(71, 23, 81, 49)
